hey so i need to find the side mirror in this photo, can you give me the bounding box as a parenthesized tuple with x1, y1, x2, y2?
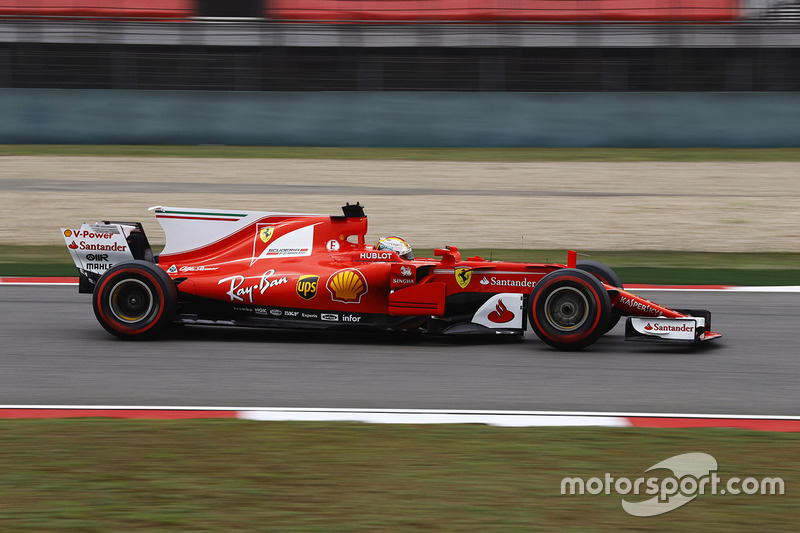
(434, 246, 461, 265)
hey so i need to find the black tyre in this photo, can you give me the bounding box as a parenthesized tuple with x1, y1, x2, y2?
(92, 260, 177, 340)
(577, 260, 623, 334)
(528, 269, 611, 350)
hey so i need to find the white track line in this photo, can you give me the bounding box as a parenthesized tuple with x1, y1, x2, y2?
(1, 406, 799, 426)
(0, 405, 796, 418)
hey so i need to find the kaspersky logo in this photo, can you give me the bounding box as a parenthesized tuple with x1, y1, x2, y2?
(296, 275, 319, 300)
(455, 267, 472, 289)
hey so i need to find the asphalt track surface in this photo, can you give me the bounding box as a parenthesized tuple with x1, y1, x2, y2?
(2, 286, 798, 416)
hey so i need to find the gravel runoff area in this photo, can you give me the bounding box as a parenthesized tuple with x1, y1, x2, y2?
(3, 156, 799, 251)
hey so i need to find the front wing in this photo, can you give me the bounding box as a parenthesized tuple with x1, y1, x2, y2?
(608, 286, 722, 344)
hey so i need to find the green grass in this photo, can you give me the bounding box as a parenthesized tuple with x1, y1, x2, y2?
(438, 249, 800, 285)
(611, 268, 799, 286)
(0, 420, 795, 531)
(429, 249, 800, 285)
(0, 245, 81, 277)
(3, 145, 800, 161)
(5, 245, 800, 284)
(440, 249, 800, 269)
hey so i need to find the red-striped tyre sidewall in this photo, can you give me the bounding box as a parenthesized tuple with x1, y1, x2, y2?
(528, 269, 611, 350)
(576, 260, 623, 334)
(576, 260, 623, 290)
(92, 261, 176, 340)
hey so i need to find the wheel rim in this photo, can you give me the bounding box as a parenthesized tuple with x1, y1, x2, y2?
(543, 286, 589, 332)
(109, 279, 155, 324)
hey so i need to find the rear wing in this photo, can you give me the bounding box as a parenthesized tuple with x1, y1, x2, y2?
(61, 222, 153, 293)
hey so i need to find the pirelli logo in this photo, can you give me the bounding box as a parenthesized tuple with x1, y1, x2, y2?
(296, 275, 319, 300)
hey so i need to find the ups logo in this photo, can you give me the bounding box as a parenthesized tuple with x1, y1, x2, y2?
(296, 275, 319, 300)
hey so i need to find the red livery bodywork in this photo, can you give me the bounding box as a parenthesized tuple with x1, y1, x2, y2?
(65, 203, 722, 350)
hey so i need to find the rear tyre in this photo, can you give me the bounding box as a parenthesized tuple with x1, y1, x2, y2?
(528, 269, 611, 351)
(92, 260, 177, 340)
(577, 260, 623, 334)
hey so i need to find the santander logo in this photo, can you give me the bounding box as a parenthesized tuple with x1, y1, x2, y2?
(648, 322, 695, 333)
(488, 300, 514, 324)
(645, 323, 653, 331)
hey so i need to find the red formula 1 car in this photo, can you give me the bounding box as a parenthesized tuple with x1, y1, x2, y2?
(62, 203, 721, 350)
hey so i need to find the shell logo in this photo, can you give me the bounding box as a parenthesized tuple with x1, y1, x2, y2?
(327, 269, 368, 304)
(64, 229, 72, 237)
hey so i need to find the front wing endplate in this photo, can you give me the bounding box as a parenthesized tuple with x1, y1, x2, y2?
(625, 316, 721, 343)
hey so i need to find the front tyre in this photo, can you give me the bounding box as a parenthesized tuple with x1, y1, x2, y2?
(576, 260, 623, 334)
(92, 260, 177, 340)
(528, 269, 611, 351)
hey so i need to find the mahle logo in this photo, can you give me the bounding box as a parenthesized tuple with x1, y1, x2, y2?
(296, 275, 319, 300)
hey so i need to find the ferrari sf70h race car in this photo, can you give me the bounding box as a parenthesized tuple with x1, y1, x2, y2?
(62, 203, 721, 350)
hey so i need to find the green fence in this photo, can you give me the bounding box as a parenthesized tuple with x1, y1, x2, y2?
(1, 89, 797, 147)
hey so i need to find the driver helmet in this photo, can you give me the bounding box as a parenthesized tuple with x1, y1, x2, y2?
(375, 236, 414, 260)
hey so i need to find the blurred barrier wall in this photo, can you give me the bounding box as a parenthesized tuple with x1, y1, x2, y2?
(265, 0, 740, 22)
(0, 0, 741, 21)
(2, 88, 800, 147)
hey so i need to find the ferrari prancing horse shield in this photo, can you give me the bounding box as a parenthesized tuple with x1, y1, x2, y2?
(259, 226, 274, 243)
(455, 267, 472, 289)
